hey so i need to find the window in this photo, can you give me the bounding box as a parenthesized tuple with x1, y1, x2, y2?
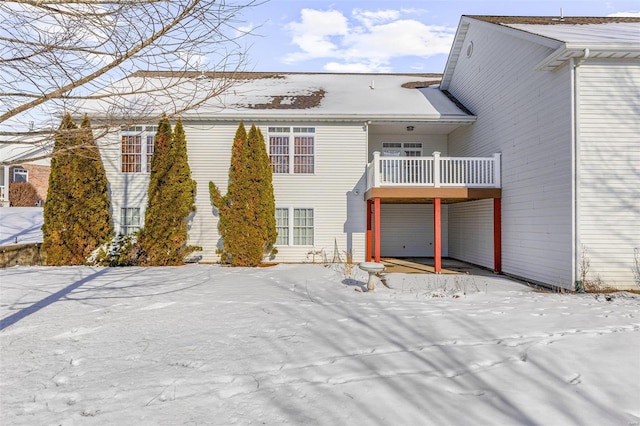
(268, 127, 314, 174)
(294, 208, 314, 245)
(146, 134, 155, 172)
(120, 207, 140, 235)
(121, 134, 142, 172)
(13, 167, 28, 183)
(382, 142, 422, 157)
(275, 208, 314, 246)
(381, 142, 424, 183)
(269, 133, 289, 174)
(121, 126, 156, 173)
(275, 208, 289, 245)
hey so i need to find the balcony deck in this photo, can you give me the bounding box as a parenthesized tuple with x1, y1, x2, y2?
(364, 151, 502, 203)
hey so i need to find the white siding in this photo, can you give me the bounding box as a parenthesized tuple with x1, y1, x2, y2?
(368, 133, 448, 158)
(186, 122, 368, 263)
(577, 60, 640, 288)
(447, 23, 574, 287)
(379, 204, 449, 257)
(98, 132, 150, 234)
(448, 200, 493, 267)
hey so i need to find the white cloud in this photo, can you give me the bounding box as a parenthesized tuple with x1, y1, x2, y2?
(284, 9, 349, 62)
(282, 8, 455, 72)
(607, 11, 640, 17)
(352, 9, 400, 27)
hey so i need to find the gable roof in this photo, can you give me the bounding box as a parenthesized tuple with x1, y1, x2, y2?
(442, 16, 640, 88)
(82, 72, 475, 125)
(468, 16, 640, 26)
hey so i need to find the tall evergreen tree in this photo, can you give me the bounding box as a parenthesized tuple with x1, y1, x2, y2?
(42, 114, 77, 265)
(42, 113, 113, 265)
(210, 123, 276, 266)
(140, 115, 198, 265)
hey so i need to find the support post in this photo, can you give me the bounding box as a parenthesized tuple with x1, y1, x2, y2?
(374, 198, 381, 262)
(366, 200, 372, 261)
(494, 198, 502, 273)
(434, 198, 442, 273)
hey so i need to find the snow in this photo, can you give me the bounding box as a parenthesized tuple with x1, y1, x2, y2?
(2, 263, 639, 425)
(0, 207, 44, 245)
(82, 73, 472, 122)
(507, 23, 640, 44)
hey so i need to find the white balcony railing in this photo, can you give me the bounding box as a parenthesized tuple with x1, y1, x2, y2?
(366, 151, 501, 190)
(0, 185, 5, 203)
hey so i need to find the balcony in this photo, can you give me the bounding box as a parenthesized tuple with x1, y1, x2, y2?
(365, 151, 501, 202)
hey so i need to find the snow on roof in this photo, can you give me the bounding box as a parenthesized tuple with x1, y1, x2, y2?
(0, 142, 51, 166)
(82, 72, 475, 124)
(504, 22, 640, 44)
(442, 16, 640, 88)
(467, 15, 640, 45)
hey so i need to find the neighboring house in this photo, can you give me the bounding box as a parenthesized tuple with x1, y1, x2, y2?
(0, 143, 51, 206)
(90, 15, 639, 289)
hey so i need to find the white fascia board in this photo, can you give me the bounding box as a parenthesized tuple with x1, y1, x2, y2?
(182, 113, 476, 124)
(535, 43, 640, 70)
(441, 18, 470, 90)
(442, 16, 562, 89)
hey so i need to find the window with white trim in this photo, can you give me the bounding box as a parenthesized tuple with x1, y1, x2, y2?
(121, 126, 156, 173)
(120, 207, 140, 235)
(382, 142, 422, 157)
(294, 208, 314, 245)
(275, 207, 314, 246)
(275, 208, 289, 245)
(13, 167, 28, 183)
(268, 127, 315, 174)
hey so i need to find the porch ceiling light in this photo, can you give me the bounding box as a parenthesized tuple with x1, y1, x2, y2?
(406, 126, 415, 131)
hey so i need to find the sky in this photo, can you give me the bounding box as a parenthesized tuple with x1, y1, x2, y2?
(236, 0, 640, 73)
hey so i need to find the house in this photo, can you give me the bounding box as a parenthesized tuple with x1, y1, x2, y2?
(0, 142, 51, 206)
(92, 72, 486, 268)
(441, 16, 640, 289)
(89, 15, 639, 289)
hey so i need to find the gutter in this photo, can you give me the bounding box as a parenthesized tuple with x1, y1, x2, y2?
(180, 114, 477, 124)
(571, 49, 589, 290)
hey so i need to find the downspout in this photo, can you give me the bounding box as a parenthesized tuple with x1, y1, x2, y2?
(572, 48, 589, 290)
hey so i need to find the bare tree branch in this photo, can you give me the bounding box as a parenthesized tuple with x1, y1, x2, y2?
(0, 0, 262, 163)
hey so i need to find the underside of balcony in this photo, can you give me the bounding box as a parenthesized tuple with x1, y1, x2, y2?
(364, 186, 501, 203)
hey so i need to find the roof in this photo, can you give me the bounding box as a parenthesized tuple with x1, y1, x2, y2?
(0, 140, 51, 166)
(82, 72, 475, 125)
(442, 16, 640, 88)
(469, 15, 640, 44)
(468, 16, 640, 26)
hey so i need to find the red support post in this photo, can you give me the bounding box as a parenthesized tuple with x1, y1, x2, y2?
(434, 198, 442, 273)
(494, 198, 502, 273)
(374, 198, 381, 262)
(366, 200, 372, 261)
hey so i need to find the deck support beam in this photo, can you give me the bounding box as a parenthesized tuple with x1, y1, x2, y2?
(434, 198, 442, 273)
(374, 197, 381, 262)
(494, 198, 502, 273)
(366, 200, 372, 261)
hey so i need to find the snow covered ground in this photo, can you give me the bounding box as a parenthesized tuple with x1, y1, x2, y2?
(0, 207, 43, 245)
(1, 263, 639, 425)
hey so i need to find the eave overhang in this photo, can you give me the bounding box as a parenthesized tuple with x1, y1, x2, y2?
(535, 43, 640, 70)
